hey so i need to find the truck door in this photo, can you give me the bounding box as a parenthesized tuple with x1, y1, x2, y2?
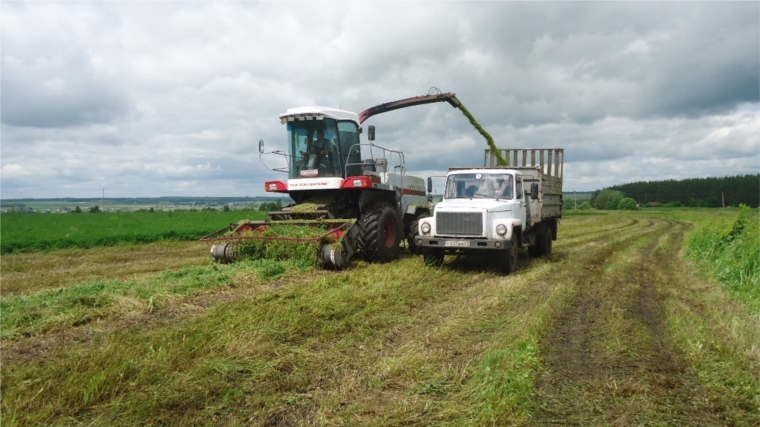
(515, 176, 528, 229)
(524, 177, 541, 226)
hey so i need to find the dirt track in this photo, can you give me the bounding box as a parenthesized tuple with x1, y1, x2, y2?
(535, 218, 722, 425)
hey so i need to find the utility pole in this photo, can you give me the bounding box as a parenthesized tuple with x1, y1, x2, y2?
(722, 191, 725, 208)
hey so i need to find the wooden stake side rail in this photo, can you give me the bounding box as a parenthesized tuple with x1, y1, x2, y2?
(484, 148, 564, 180)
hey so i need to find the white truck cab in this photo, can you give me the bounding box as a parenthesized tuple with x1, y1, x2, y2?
(416, 148, 564, 274)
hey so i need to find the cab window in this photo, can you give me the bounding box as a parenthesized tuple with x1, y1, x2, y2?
(287, 119, 342, 178)
(516, 177, 523, 199)
(337, 120, 360, 176)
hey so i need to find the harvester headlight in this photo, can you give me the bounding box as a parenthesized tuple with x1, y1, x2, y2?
(496, 224, 507, 236)
(353, 179, 363, 187)
(421, 223, 431, 234)
(268, 183, 278, 191)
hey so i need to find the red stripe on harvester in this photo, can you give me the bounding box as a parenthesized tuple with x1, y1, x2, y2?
(400, 188, 426, 197)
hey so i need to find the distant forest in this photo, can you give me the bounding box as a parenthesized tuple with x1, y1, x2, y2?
(0, 196, 285, 208)
(0, 196, 292, 213)
(597, 174, 759, 207)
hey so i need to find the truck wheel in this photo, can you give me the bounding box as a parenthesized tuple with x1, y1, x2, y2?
(528, 242, 542, 258)
(358, 203, 401, 263)
(543, 232, 553, 256)
(530, 233, 552, 258)
(407, 217, 424, 254)
(423, 248, 444, 268)
(500, 238, 518, 275)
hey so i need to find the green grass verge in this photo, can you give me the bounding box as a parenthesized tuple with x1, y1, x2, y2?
(683, 205, 759, 311)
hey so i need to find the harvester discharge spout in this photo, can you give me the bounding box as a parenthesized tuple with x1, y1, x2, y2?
(358, 88, 508, 166)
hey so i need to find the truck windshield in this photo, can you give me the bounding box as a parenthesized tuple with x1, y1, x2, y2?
(444, 173, 514, 199)
(287, 119, 344, 179)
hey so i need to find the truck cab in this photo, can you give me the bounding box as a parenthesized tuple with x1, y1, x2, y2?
(442, 169, 528, 235)
(416, 148, 564, 275)
(417, 168, 531, 253)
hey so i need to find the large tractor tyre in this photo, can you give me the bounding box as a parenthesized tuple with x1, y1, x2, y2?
(499, 238, 519, 275)
(423, 248, 445, 268)
(358, 203, 401, 263)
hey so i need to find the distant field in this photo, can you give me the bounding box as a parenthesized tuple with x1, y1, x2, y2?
(0, 210, 268, 254)
(563, 191, 594, 200)
(0, 196, 292, 214)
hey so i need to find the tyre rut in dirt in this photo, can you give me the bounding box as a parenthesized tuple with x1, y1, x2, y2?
(533, 219, 728, 425)
(357, 203, 401, 263)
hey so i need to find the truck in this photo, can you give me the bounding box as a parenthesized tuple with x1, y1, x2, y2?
(415, 148, 564, 274)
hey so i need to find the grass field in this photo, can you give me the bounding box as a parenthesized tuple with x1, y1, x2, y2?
(0, 210, 268, 254)
(1, 209, 758, 426)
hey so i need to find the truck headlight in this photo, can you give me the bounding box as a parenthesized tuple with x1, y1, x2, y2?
(421, 223, 431, 234)
(496, 224, 507, 236)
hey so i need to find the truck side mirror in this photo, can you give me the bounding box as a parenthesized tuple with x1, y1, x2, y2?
(368, 125, 375, 141)
(427, 177, 433, 194)
(530, 183, 539, 200)
(259, 140, 264, 154)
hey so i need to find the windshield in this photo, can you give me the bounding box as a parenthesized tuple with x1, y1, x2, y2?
(444, 173, 514, 199)
(288, 119, 345, 179)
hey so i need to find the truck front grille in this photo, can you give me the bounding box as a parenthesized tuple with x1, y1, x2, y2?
(436, 212, 483, 236)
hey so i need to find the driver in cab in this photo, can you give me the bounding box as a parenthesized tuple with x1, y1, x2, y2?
(302, 128, 332, 170)
(476, 176, 512, 199)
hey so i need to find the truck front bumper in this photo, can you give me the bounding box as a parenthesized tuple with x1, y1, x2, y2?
(416, 236, 509, 250)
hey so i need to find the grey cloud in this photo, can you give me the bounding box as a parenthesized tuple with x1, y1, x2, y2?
(1, 50, 130, 128)
(1, 2, 757, 199)
(436, 2, 760, 127)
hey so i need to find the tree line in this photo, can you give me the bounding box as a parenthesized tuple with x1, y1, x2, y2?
(591, 174, 759, 208)
(1, 196, 287, 207)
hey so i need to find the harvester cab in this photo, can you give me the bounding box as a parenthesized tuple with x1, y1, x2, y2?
(202, 91, 464, 270)
(280, 108, 356, 179)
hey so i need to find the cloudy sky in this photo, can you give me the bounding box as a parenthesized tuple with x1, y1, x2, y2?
(1, 1, 758, 199)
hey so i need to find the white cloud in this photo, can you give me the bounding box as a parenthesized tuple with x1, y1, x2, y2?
(1, 164, 27, 179)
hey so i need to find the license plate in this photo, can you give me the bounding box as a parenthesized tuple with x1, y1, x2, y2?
(445, 240, 470, 247)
